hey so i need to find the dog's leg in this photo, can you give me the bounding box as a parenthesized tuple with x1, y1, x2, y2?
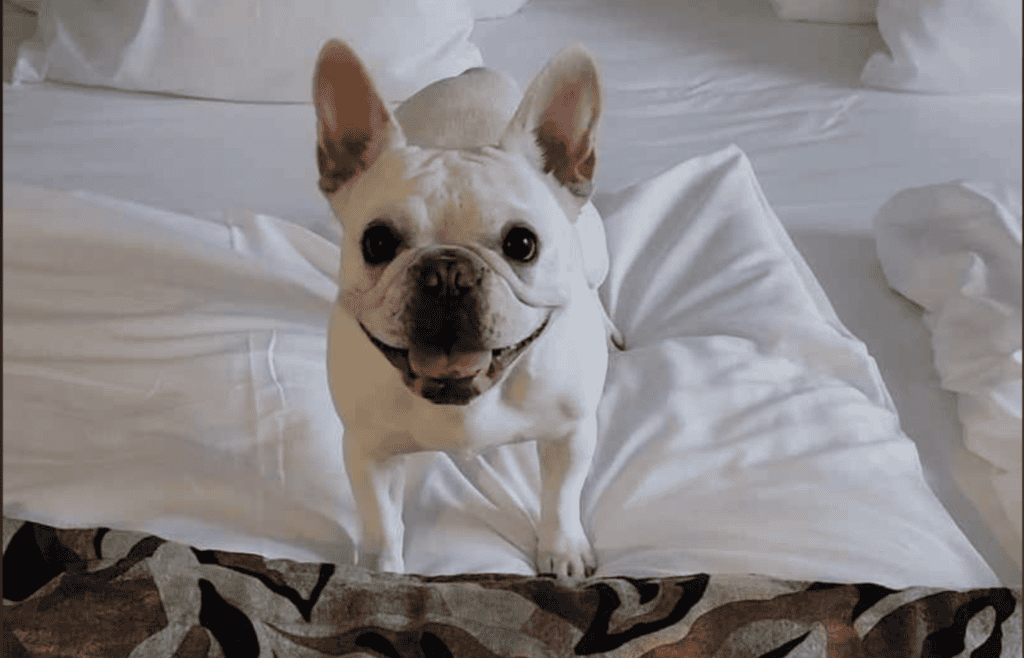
(536, 415, 598, 580)
(344, 442, 406, 573)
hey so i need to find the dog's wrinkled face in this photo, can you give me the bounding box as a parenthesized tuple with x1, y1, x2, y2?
(335, 147, 580, 404)
(315, 41, 601, 404)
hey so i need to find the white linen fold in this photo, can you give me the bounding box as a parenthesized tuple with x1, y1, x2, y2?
(875, 180, 1022, 567)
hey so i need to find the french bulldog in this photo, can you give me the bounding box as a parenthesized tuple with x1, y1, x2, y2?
(315, 40, 622, 580)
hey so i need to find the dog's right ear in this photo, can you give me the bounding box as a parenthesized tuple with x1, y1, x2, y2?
(313, 40, 404, 195)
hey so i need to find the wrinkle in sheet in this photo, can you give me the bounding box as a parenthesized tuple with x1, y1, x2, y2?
(246, 331, 289, 486)
(6, 362, 161, 401)
(451, 454, 538, 549)
(266, 329, 287, 485)
(587, 347, 676, 513)
(226, 206, 240, 252)
(818, 93, 859, 133)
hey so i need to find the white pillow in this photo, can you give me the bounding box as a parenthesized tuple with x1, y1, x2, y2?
(468, 0, 530, 20)
(862, 0, 1022, 94)
(13, 0, 482, 104)
(767, 0, 876, 24)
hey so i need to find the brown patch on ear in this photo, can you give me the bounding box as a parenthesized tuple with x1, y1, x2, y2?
(532, 78, 599, 199)
(317, 130, 373, 194)
(535, 123, 595, 199)
(313, 40, 393, 194)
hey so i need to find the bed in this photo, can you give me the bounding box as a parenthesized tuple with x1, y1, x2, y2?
(4, 0, 1021, 655)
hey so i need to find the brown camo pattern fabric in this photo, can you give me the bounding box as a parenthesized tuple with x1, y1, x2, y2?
(4, 518, 1021, 657)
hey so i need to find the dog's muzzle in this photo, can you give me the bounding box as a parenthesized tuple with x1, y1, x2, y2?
(361, 317, 548, 405)
(361, 250, 549, 405)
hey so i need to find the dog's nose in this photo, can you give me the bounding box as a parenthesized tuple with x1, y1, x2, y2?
(408, 251, 488, 356)
(417, 254, 481, 297)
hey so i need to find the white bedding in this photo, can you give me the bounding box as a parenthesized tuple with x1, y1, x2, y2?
(4, 0, 1021, 585)
(875, 181, 1023, 570)
(3, 147, 999, 588)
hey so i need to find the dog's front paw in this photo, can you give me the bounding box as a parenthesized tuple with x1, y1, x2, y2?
(359, 549, 405, 574)
(536, 525, 596, 581)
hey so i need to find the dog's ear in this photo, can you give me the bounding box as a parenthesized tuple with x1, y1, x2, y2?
(500, 45, 602, 206)
(313, 40, 404, 195)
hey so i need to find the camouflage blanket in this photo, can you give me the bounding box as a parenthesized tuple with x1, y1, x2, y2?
(4, 518, 1021, 657)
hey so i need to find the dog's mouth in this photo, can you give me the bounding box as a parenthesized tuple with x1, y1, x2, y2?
(360, 315, 550, 405)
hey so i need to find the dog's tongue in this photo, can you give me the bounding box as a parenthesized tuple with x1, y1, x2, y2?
(408, 347, 492, 379)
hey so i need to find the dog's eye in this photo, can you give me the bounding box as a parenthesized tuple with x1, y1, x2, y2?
(361, 224, 402, 265)
(502, 226, 539, 263)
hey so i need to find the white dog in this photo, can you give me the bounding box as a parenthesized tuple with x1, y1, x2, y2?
(315, 40, 621, 580)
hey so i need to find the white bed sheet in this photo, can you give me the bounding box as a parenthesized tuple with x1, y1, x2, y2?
(4, 0, 1021, 584)
(3, 147, 1000, 588)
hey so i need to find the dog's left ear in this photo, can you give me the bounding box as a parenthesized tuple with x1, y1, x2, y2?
(500, 45, 602, 208)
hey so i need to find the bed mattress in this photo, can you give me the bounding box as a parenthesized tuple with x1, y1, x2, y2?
(4, 0, 1021, 586)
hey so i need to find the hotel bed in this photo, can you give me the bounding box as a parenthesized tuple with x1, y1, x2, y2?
(4, 0, 1021, 655)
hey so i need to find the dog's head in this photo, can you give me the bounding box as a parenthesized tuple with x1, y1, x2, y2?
(315, 41, 602, 405)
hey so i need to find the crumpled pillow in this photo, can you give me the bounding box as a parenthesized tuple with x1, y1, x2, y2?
(874, 180, 1022, 546)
